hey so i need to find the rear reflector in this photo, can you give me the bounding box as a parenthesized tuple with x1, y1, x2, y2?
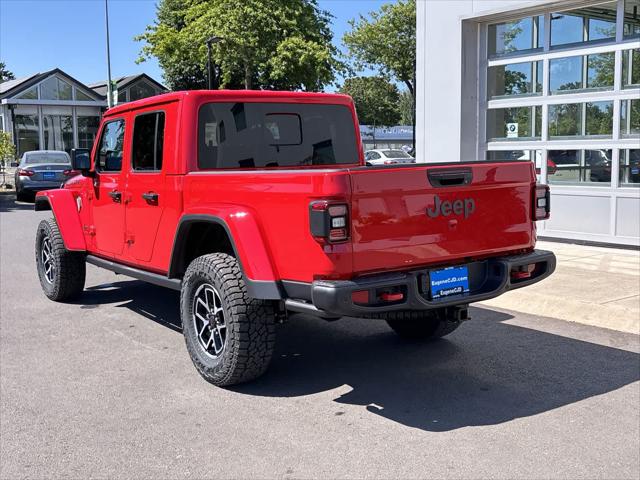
(351, 290, 370, 304)
(511, 264, 536, 280)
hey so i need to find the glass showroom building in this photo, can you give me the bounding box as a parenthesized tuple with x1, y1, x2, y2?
(417, 0, 639, 245)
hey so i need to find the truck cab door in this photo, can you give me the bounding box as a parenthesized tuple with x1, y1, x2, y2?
(91, 119, 127, 256)
(124, 111, 166, 262)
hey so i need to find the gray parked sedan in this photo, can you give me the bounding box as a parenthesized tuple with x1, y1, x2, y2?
(14, 150, 74, 201)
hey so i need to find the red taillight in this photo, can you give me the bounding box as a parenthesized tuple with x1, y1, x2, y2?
(534, 184, 550, 220)
(18, 169, 34, 177)
(383, 160, 397, 165)
(309, 201, 349, 243)
(63, 169, 77, 176)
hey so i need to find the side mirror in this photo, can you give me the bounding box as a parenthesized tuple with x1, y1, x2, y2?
(10, 162, 18, 168)
(71, 148, 92, 176)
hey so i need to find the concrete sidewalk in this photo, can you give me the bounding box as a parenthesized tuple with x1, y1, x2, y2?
(480, 240, 640, 334)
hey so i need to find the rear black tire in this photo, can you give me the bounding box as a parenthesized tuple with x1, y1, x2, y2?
(35, 218, 86, 302)
(16, 189, 29, 202)
(180, 253, 276, 387)
(385, 309, 462, 340)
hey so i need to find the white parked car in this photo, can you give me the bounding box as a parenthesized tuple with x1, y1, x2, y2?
(365, 149, 415, 166)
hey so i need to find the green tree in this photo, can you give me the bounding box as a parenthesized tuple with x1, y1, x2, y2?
(136, 0, 344, 91)
(0, 132, 16, 166)
(397, 89, 413, 125)
(0, 61, 15, 83)
(340, 76, 400, 126)
(343, 0, 415, 95)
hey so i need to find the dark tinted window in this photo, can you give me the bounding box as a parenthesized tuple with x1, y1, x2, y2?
(97, 120, 125, 172)
(132, 112, 165, 171)
(198, 102, 359, 169)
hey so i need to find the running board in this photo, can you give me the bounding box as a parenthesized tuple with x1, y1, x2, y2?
(86, 255, 182, 291)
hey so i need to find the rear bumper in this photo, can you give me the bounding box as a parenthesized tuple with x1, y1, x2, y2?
(307, 249, 556, 318)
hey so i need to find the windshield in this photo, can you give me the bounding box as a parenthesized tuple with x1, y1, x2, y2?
(198, 102, 359, 169)
(382, 150, 412, 159)
(24, 152, 70, 165)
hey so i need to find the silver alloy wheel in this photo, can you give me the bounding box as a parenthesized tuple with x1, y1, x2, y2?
(192, 283, 227, 358)
(41, 236, 55, 284)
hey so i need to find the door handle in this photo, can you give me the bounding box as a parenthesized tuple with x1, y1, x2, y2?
(108, 190, 122, 203)
(142, 191, 159, 204)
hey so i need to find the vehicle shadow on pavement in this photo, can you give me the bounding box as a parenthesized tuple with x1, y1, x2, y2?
(81, 281, 182, 332)
(0, 192, 34, 213)
(235, 308, 640, 432)
(79, 279, 640, 433)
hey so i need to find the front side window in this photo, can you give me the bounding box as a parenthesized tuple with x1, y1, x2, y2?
(97, 120, 125, 172)
(132, 112, 165, 171)
(198, 102, 359, 169)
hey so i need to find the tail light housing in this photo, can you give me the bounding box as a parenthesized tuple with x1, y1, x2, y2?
(18, 169, 34, 177)
(309, 201, 349, 243)
(383, 160, 397, 165)
(534, 184, 550, 220)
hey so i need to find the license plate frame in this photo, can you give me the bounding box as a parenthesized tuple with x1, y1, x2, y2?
(42, 171, 56, 180)
(429, 265, 470, 300)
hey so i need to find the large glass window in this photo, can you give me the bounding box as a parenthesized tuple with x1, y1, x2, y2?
(129, 81, 157, 101)
(620, 149, 640, 186)
(42, 114, 73, 153)
(621, 99, 640, 136)
(488, 16, 544, 57)
(16, 87, 38, 100)
(547, 53, 617, 94)
(548, 149, 612, 185)
(77, 116, 100, 150)
(622, 49, 640, 88)
(40, 77, 72, 101)
(198, 103, 359, 169)
(488, 61, 542, 98)
(551, 2, 617, 48)
(75, 89, 93, 101)
(15, 114, 40, 157)
(486, 106, 541, 141)
(132, 112, 165, 171)
(548, 101, 613, 138)
(624, 0, 640, 37)
(97, 120, 125, 172)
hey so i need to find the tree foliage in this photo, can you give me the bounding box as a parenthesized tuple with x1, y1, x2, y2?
(0, 132, 16, 164)
(136, 0, 344, 91)
(342, 0, 415, 95)
(397, 89, 413, 125)
(0, 61, 15, 83)
(340, 76, 400, 126)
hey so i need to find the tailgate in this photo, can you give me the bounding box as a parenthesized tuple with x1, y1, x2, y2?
(349, 162, 536, 276)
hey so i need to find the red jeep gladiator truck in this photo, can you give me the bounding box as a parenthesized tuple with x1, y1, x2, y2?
(34, 90, 555, 386)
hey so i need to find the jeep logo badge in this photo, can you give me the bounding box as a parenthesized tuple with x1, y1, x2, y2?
(426, 195, 476, 219)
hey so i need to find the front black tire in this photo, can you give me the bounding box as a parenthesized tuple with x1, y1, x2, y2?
(35, 218, 86, 302)
(180, 253, 276, 387)
(385, 309, 462, 340)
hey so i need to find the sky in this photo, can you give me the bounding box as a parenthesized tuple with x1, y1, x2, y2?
(0, 0, 393, 88)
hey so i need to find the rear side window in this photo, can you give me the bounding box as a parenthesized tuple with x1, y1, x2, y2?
(97, 120, 125, 172)
(198, 102, 359, 169)
(132, 112, 165, 171)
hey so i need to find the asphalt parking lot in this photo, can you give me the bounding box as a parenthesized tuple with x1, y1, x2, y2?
(1, 192, 639, 479)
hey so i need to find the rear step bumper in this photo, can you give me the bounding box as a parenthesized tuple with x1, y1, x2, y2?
(307, 249, 556, 318)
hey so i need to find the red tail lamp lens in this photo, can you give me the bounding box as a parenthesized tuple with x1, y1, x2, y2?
(18, 169, 34, 176)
